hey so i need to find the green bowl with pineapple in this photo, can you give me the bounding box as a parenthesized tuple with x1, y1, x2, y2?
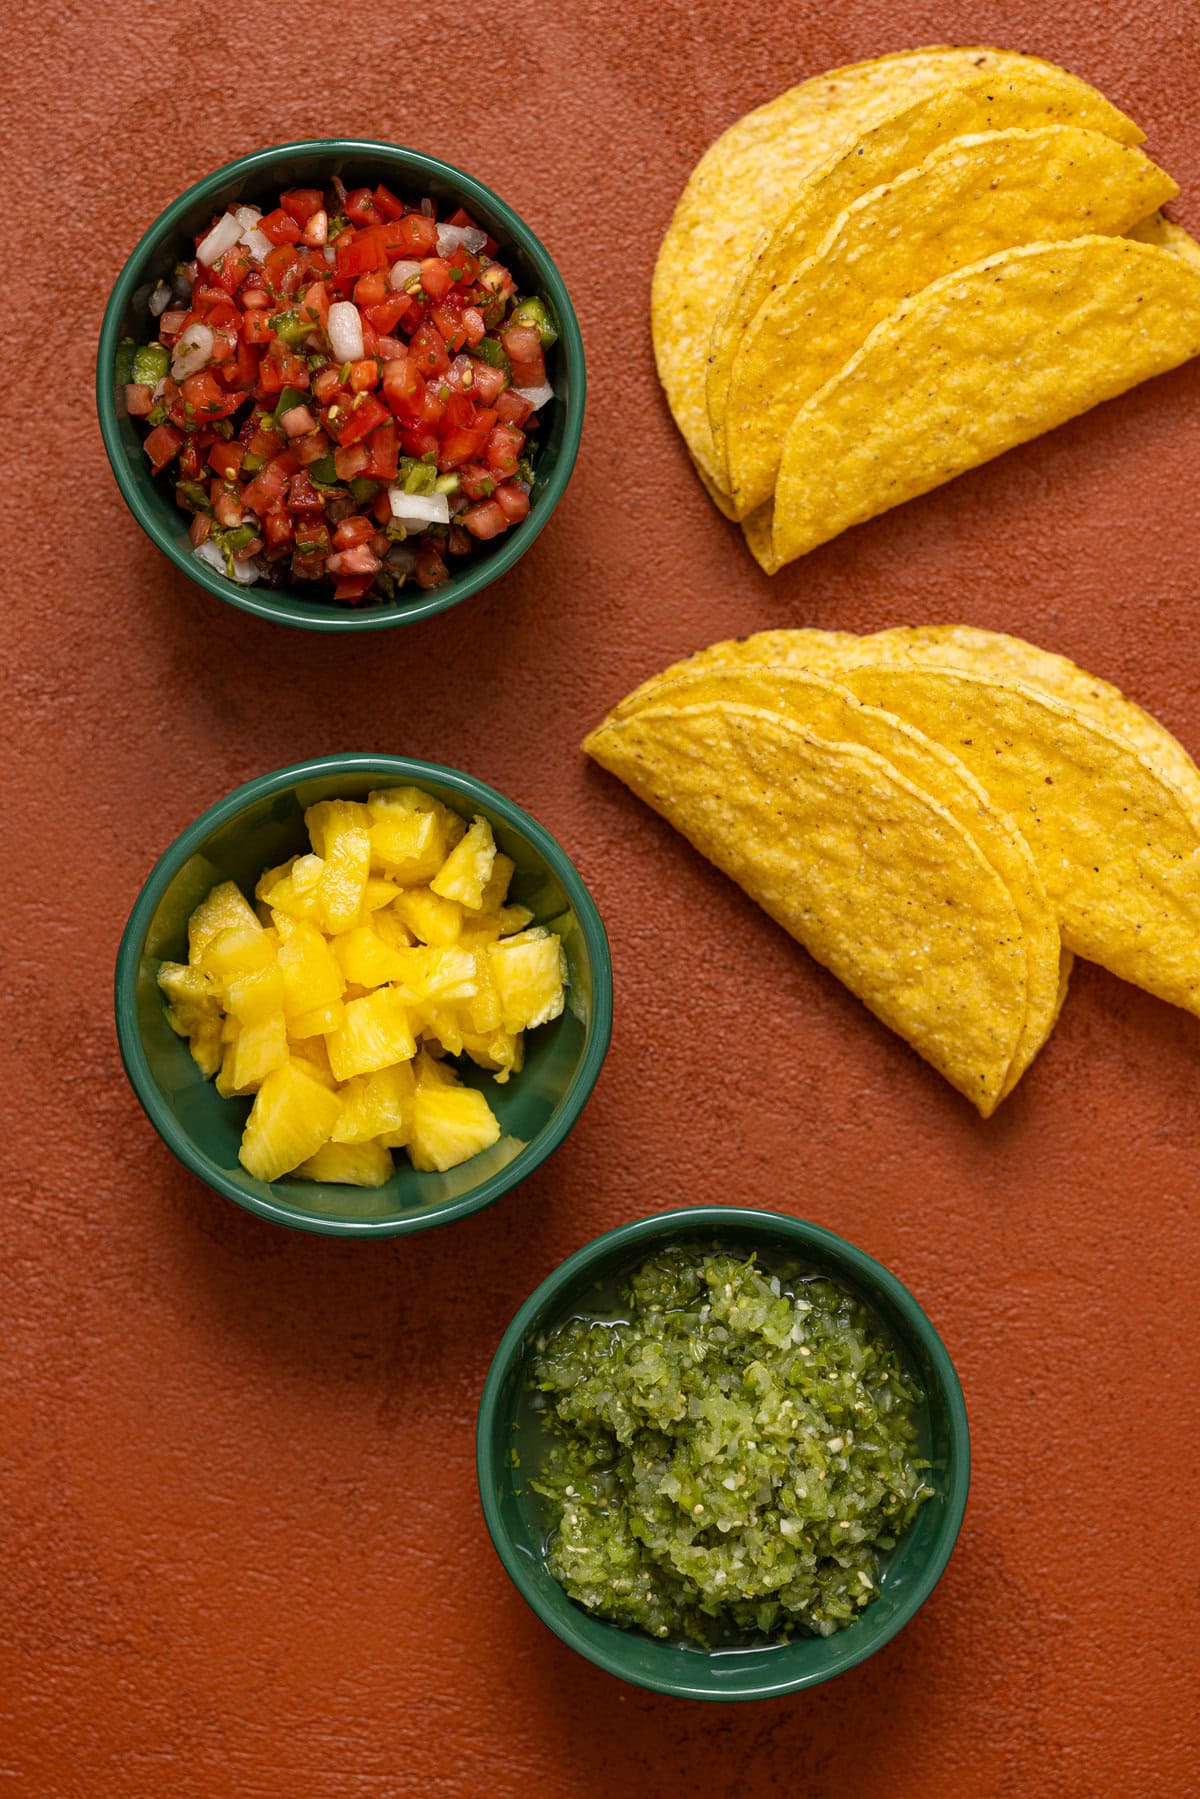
(114, 754, 612, 1236)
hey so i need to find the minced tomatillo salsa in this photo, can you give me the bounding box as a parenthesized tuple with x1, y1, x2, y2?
(118, 178, 557, 604)
(530, 1250, 931, 1647)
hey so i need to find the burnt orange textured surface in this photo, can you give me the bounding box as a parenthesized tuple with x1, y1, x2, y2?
(5, 1, 1200, 1793)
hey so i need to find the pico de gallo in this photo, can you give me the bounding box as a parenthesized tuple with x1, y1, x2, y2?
(117, 177, 558, 603)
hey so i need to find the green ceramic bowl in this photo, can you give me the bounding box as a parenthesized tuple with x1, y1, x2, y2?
(115, 755, 611, 1236)
(97, 139, 586, 631)
(478, 1205, 969, 1701)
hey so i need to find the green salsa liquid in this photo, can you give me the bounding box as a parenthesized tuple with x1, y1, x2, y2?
(523, 1247, 932, 1650)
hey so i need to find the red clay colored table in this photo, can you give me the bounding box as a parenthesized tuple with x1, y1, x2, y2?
(5, 2, 1198, 1793)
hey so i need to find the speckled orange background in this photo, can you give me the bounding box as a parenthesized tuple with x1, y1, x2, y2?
(5, 1, 1199, 1793)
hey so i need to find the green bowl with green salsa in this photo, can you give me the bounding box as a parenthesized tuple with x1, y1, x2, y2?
(114, 754, 612, 1236)
(477, 1206, 969, 1701)
(96, 139, 585, 631)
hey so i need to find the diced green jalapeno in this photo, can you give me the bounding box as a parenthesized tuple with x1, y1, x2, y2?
(132, 342, 171, 385)
(510, 296, 558, 348)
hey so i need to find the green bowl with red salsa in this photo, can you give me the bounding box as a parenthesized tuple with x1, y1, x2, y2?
(97, 140, 585, 631)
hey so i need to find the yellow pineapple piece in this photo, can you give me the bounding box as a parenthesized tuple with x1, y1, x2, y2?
(458, 931, 504, 1034)
(288, 1034, 337, 1087)
(269, 906, 301, 941)
(360, 876, 402, 914)
(306, 800, 372, 934)
(229, 1012, 288, 1093)
(225, 961, 285, 1025)
(410, 1057, 501, 1172)
(330, 925, 406, 989)
(187, 1016, 224, 1078)
(239, 1059, 342, 1182)
(421, 1008, 465, 1056)
(488, 927, 567, 1032)
(194, 926, 276, 994)
(367, 787, 465, 881)
(461, 1028, 524, 1084)
(158, 961, 220, 1035)
(395, 945, 479, 1008)
(278, 922, 345, 1017)
(473, 851, 515, 915)
(293, 1139, 394, 1187)
(288, 999, 345, 1039)
(495, 903, 535, 936)
(430, 815, 496, 908)
(326, 988, 416, 1082)
(215, 1026, 241, 1098)
(332, 1061, 417, 1146)
(389, 887, 463, 946)
(372, 903, 417, 951)
(259, 853, 325, 921)
(187, 881, 262, 959)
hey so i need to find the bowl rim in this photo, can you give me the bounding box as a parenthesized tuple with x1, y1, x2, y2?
(114, 752, 613, 1237)
(96, 137, 587, 633)
(476, 1203, 971, 1701)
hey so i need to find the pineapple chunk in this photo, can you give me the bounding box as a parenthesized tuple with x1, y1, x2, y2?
(371, 903, 417, 951)
(461, 1028, 524, 1084)
(278, 922, 345, 1017)
(330, 925, 406, 989)
(288, 999, 345, 1039)
(225, 961, 285, 1025)
(430, 815, 496, 908)
(229, 1011, 288, 1093)
(326, 988, 416, 1082)
(306, 801, 373, 935)
(332, 1061, 417, 1146)
(495, 903, 535, 936)
(195, 925, 276, 990)
(458, 933, 504, 1034)
(396, 946, 479, 1008)
(288, 1034, 337, 1087)
(360, 876, 402, 915)
(389, 887, 464, 947)
(259, 853, 325, 921)
(187, 1016, 224, 1078)
(473, 851, 515, 915)
(187, 881, 262, 959)
(239, 1060, 342, 1182)
(421, 1008, 465, 1055)
(157, 961, 220, 1033)
(293, 1140, 394, 1187)
(367, 787, 465, 881)
(410, 1061, 501, 1172)
(488, 928, 567, 1032)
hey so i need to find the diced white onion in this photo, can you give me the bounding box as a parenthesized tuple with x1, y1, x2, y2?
(436, 223, 487, 256)
(322, 244, 336, 265)
(239, 226, 274, 262)
(171, 321, 214, 380)
(389, 258, 422, 291)
(327, 300, 365, 363)
(387, 487, 450, 526)
(233, 205, 262, 230)
(149, 280, 172, 316)
(151, 376, 168, 401)
(193, 539, 261, 585)
(514, 381, 554, 411)
(195, 211, 243, 268)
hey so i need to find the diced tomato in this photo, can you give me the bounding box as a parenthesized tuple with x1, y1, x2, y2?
(242, 450, 298, 515)
(295, 516, 329, 548)
(260, 207, 302, 245)
(469, 362, 508, 406)
(212, 247, 253, 295)
(263, 506, 295, 548)
(242, 308, 275, 346)
(459, 462, 496, 501)
(333, 443, 370, 482)
(373, 184, 406, 220)
(336, 227, 388, 280)
(143, 423, 183, 472)
(263, 244, 305, 296)
(494, 481, 531, 524)
(219, 339, 261, 392)
(293, 549, 328, 580)
(394, 214, 438, 257)
(208, 440, 245, 481)
(410, 323, 450, 377)
(495, 388, 534, 427)
(414, 544, 449, 589)
(333, 515, 376, 550)
(213, 486, 244, 528)
(312, 366, 344, 405)
(258, 340, 310, 395)
(345, 188, 385, 228)
(461, 307, 487, 347)
(382, 356, 422, 414)
(125, 383, 154, 417)
(324, 392, 389, 447)
(443, 391, 478, 430)
(288, 470, 325, 513)
(372, 489, 393, 525)
(462, 499, 507, 540)
(400, 426, 439, 460)
(332, 575, 376, 602)
(280, 402, 319, 437)
(485, 422, 525, 475)
(300, 280, 331, 328)
(181, 371, 243, 420)
(179, 438, 208, 481)
(431, 302, 468, 351)
(280, 187, 325, 225)
(359, 318, 382, 360)
(189, 513, 212, 546)
(363, 420, 399, 480)
(348, 359, 380, 393)
(502, 324, 542, 365)
(354, 270, 390, 308)
(246, 421, 286, 460)
(293, 429, 332, 466)
(438, 427, 490, 470)
(364, 293, 412, 336)
(420, 258, 453, 302)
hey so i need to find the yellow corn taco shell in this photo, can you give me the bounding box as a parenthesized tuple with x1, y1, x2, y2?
(602, 663, 1065, 1097)
(585, 698, 1035, 1113)
(704, 63, 1144, 488)
(770, 236, 1200, 569)
(722, 126, 1176, 518)
(651, 45, 1121, 495)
